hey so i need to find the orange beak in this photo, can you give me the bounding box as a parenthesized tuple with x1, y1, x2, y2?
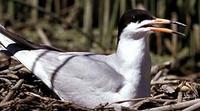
(145, 18, 186, 36)
(148, 27, 185, 36)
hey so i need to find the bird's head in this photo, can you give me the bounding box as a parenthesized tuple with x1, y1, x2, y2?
(118, 9, 186, 41)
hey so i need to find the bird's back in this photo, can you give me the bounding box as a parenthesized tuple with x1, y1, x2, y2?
(13, 49, 125, 108)
(0, 25, 128, 108)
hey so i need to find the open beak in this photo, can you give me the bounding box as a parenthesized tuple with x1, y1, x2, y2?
(146, 18, 186, 36)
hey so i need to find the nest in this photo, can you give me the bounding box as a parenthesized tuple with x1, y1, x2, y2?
(0, 52, 200, 111)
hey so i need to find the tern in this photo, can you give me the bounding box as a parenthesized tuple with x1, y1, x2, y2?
(0, 9, 185, 108)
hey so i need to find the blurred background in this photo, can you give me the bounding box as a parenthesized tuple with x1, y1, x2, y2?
(0, 0, 199, 73)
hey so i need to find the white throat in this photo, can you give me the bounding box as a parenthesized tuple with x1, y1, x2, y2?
(111, 30, 151, 100)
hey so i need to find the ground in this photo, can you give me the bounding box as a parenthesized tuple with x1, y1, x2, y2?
(0, 52, 199, 111)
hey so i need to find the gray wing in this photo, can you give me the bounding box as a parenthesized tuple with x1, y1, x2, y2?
(0, 25, 125, 107)
(54, 52, 124, 91)
(30, 50, 125, 108)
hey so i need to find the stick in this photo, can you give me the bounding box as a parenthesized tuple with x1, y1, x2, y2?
(25, 92, 53, 101)
(151, 61, 172, 75)
(151, 80, 179, 85)
(153, 93, 167, 99)
(0, 96, 34, 108)
(177, 91, 183, 103)
(0, 100, 14, 107)
(0, 64, 24, 74)
(132, 97, 176, 109)
(151, 70, 163, 82)
(183, 101, 200, 111)
(25, 92, 92, 110)
(0, 77, 12, 85)
(1, 79, 24, 103)
(0, 74, 19, 79)
(144, 99, 200, 111)
(36, 26, 52, 46)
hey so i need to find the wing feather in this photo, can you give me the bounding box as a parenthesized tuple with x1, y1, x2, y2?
(22, 50, 125, 107)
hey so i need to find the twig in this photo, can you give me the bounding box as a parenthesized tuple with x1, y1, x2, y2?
(132, 98, 151, 109)
(0, 74, 19, 79)
(0, 100, 14, 107)
(16, 96, 34, 104)
(25, 92, 92, 110)
(151, 61, 172, 75)
(0, 64, 24, 74)
(22, 84, 35, 89)
(144, 99, 200, 111)
(151, 80, 179, 85)
(36, 26, 52, 46)
(149, 98, 176, 103)
(11, 79, 24, 90)
(151, 70, 164, 82)
(1, 79, 24, 103)
(103, 97, 152, 110)
(0, 96, 34, 108)
(25, 92, 53, 101)
(109, 97, 147, 105)
(163, 100, 176, 106)
(9, 64, 24, 71)
(132, 97, 176, 110)
(153, 93, 167, 99)
(185, 82, 199, 97)
(0, 78, 12, 85)
(183, 101, 200, 111)
(177, 91, 183, 103)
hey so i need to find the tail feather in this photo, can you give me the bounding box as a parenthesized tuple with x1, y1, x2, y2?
(0, 25, 62, 52)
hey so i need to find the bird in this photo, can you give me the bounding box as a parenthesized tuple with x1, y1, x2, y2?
(0, 9, 185, 109)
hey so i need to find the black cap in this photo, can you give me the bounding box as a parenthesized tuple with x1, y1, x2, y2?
(118, 9, 154, 39)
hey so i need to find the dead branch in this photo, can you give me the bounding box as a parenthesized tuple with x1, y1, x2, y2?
(151, 61, 172, 75)
(151, 70, 164, 82)
(0, 64, 24, 74)
(177, 91, 183, 102)
(183, 101, 200, 111)
(36, 26, 52, 46)
(0, 100, 14, 107)
(145, 99, 200, 111)
(151, 80, 179, 85)
(1, 79, 24, 102)
(25, 92, 55, 101)
(0, 74, 19, 79)
(0, 77, 12, 85)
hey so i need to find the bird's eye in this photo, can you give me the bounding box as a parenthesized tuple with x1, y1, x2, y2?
(132, 16, 137, 22)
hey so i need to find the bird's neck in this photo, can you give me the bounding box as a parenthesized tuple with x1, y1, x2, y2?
(116, 36, 150, 74)
(115, 34, 151, 99)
